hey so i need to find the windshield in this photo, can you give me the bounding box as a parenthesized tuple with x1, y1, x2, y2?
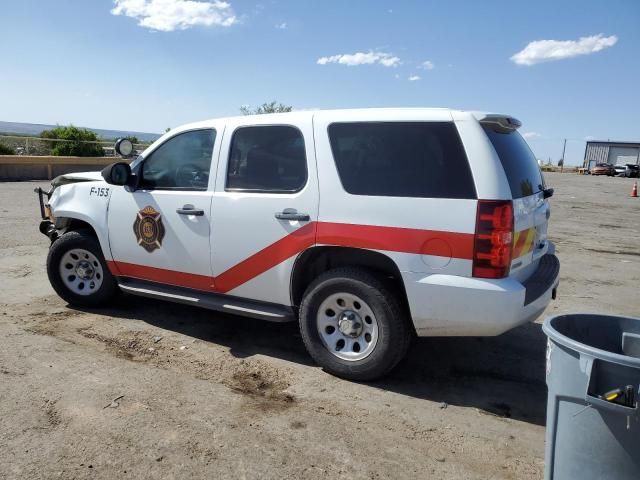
(483, 126, 544, 199)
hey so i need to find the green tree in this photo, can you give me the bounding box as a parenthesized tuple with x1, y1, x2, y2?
(0, 142, 14, 155)
(240, 101, 293, 115)
(124, 136, 139, 145)
(40, 125, 104, 157)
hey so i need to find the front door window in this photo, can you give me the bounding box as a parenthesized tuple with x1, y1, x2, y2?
(140, 129, 216, 191)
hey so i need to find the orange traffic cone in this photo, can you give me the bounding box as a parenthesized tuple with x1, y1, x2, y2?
(632, 181, 638, 198)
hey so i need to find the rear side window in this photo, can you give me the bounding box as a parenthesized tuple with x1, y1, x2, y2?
(226, 125, 307, 192)
(328, 122, 476, 199)
(483, 127, 544, 199)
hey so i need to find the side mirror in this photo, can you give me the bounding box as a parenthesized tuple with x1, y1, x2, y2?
(101, 162, 132, 186)
(114, 138, 134, 157)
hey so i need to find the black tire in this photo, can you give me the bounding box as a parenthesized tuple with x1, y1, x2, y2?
(47, 230, 119, 307)
(299, 268, 411, 381)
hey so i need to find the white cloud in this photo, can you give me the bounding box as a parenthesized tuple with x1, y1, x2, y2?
(111, 0, 237, 32)
(421, 60, 435, 70)
(511, 34, 617, 66)
(408, 75, 421, 81)
(275, 22, 287, 29)
(522, 132, 542, 139)
(317, 51, 401, 68)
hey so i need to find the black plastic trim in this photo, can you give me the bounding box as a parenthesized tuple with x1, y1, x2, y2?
(522, 254, 560, 306)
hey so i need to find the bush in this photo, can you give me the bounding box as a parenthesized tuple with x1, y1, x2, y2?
(40, 126, 104, 157)
(0, 142, 14, 155)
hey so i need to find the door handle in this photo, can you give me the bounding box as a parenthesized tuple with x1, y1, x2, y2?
(176, 205, 204, 216)
(275, 209, 310, 222)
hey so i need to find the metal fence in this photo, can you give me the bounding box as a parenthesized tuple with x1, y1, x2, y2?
(0, 134, 150, 157)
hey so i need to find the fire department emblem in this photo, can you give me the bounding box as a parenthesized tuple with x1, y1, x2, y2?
(133, 206, 165, 253)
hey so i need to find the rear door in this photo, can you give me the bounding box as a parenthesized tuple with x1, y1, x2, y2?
(211, 116, 318, 305)
(482, 126, 549, 277)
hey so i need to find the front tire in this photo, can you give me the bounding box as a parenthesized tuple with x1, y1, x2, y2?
(47, 230, 119, 307)
(299, 268, 411, 381)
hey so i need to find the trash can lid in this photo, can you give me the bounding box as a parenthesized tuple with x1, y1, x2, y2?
(543, 313, 640, 368)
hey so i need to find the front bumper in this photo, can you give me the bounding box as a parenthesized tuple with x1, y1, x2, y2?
(404, 253, 560, 337)
(35, 187, 58, 241)
(35, 186, 50, 220)
(39, 219, 58, 241)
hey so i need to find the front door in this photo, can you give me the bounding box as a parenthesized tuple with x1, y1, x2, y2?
(211, 118, 319, 305)
(107, 128, 219, 290)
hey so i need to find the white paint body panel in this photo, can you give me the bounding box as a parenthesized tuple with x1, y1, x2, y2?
(48, 181, 114, 260)
(108, 189, 214, 278)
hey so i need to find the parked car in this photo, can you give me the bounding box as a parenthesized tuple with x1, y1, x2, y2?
(624, 164, 639, 178)
(613, 164, 627, 177)
(35, 109, 560, 381)
(590, 163, 615, 176)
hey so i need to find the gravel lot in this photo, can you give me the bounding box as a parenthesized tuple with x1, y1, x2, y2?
(1, 172, 638, 479)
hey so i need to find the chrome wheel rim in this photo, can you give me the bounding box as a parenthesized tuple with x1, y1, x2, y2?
(317, 292, 379, 361)
(59, 248, 104, 296)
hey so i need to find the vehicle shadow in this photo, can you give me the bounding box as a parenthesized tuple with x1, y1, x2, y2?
(93, 294, 548, 426)
(378, 322, 548, 426)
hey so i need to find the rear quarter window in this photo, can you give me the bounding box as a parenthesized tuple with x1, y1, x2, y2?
(483, 127, 544, 199)
(328, 122, 476, 199)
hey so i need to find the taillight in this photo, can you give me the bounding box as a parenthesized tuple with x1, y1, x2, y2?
(473, 200, 514, 279)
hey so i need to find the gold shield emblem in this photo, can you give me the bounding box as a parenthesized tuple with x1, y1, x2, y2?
(133, 206, 165, 253)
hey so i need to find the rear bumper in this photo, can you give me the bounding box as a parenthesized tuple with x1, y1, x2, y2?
(405, 253, 560, 337)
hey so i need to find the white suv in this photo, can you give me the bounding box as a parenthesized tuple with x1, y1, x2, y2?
(36, 108, 559, 380)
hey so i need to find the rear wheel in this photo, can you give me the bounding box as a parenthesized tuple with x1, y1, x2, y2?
(299, 268, 411, 381)
(47, 230, 119, 307)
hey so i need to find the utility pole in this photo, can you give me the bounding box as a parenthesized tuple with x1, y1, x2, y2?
(560, 138, 567, 173)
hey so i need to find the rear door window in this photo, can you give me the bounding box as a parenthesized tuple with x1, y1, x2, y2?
(483, 127, 544, 199)
(327, 122, 476, 199)
(226, 125, 307, 193)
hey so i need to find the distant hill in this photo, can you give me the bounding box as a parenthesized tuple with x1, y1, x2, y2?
(0, 121, 161, 142)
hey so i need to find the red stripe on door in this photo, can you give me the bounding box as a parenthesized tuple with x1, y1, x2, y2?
(108, 221, 474, 294)
(214, 222, 316, 293)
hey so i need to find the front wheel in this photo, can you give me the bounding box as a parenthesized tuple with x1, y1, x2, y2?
(299, 268, 411, 381)
(47, 230, 119, 307)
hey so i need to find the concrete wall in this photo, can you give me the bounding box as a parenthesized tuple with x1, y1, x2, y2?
(0, 156, 122, 181)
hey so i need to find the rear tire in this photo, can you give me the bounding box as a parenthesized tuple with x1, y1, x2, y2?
(299, 268, 411, 381)
(47, 230, 119, 307)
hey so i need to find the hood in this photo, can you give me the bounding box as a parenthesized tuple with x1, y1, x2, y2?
(51, 171, 104, 190)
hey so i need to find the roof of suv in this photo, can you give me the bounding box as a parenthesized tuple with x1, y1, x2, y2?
(171, 108, 519, 135)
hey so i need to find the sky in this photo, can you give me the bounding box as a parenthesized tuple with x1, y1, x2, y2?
(1, 0, 638, 165)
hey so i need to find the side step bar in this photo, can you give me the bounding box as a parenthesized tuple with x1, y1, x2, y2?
(118, 278, 295, 323)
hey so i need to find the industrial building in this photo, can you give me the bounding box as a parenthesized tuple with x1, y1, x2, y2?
(583, 140, 640, 170)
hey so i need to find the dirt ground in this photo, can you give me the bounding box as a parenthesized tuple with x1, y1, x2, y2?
(1, 172, 638, 479)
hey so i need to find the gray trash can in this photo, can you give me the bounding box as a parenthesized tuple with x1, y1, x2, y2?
(543, 313, 640, 479)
